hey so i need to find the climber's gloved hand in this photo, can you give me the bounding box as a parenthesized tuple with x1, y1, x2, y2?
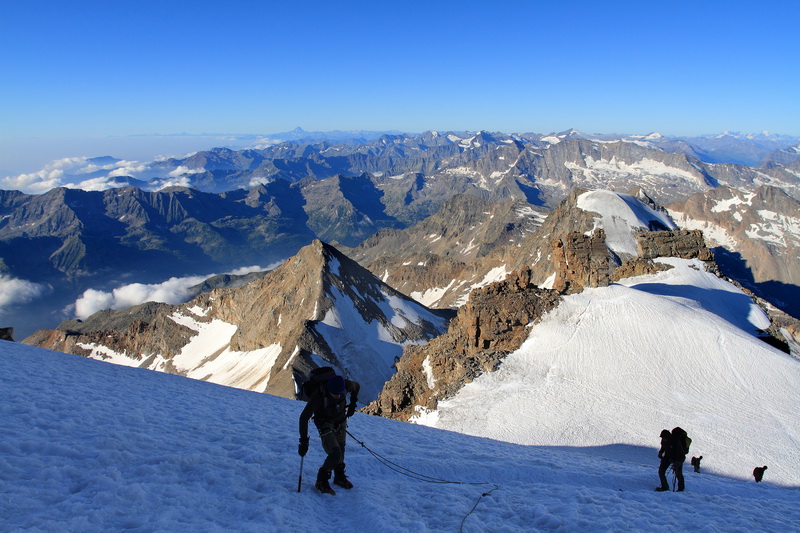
(298, 436, 309, 457)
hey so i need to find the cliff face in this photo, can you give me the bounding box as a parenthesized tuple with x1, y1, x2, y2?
(364, 268, 561, 420)
(551, 229, 611, 293)
(637, 230, 715, 262)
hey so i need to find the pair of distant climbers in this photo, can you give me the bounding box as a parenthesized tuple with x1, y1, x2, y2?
(297, 366, 360, 495)
(656, 427, 691, 492)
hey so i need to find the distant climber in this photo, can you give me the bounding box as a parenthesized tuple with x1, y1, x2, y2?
(690, 455, 703, 473)
(656, 427, 690, 492)
(753, 465, 768, 482)
(298, 368, 360, 495)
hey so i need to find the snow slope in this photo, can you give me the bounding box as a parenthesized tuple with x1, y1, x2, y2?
(416, 258, 800, 487)
(2, 339, 799, 532)
(576, 190, 678, 256)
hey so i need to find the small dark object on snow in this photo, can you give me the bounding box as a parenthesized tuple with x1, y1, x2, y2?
(690, 455, 703, 473)
(753, 465, 768, 482)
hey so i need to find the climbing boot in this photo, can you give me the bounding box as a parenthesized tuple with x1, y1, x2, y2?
(333, 463, 353, 489)
(315, 468, 336, 495)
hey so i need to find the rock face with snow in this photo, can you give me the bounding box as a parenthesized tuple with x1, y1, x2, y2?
(343, 194, 548, 309)
(410, 257, 800, 487)
(23, 240, 451, 403)
(668, 185, 800, 318)
(364, 267, 561, 420)
(364, 189, 793, 422)
(365, 189, 683, 309)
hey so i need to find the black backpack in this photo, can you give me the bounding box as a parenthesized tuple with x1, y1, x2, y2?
(672, 427, 692, 454)
(296, 366, 337, 401)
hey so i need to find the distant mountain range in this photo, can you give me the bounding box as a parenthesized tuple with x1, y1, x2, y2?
(22, 190, 799, 407)
(4, 129, 800, 196)
(2, 130, 799, 339)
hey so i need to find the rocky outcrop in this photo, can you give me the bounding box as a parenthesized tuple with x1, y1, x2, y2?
(637, 230, 714, 261)
(551, 229, 611, 293)
(364, 268, 560, 420)
(612, 259, 673, 281)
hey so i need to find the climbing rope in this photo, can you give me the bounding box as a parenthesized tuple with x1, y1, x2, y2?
(346, 430, 499, 531)
(459, 484, 500, 533)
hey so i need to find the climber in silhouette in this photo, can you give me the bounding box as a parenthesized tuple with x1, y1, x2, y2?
(656, 428, 687, 491)
(298, 373, 360, 495)
(753, 465, 768, 482)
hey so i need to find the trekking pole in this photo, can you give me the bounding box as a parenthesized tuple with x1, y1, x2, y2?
(670, 464, 676, 492)
(297, 455, 305, 493)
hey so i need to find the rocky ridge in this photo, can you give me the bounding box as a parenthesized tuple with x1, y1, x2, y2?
(364, 268, 561, 420)
(364, 202, 797, 421)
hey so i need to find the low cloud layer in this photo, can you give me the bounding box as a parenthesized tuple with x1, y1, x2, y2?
(0, 276, 50, 308)
(0, 156, 208, 195)
(73, 265, 272, 319)
(74, 276, 209, 319)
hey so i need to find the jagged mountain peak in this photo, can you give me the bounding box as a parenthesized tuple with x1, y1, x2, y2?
(23, 240, 450, 403)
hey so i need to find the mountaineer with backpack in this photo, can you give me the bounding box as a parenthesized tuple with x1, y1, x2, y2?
(297, 366, 360, 495)
(656, 427, 691, 492)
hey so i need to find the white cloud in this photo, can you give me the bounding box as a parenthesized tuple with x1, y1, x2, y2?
(72, 264, 280, 319)
(0, 167, 67, 193)
(107, 161, 150, 178)
(168, 165, 206, 177)
(66, 176, 134, 192)
(150, 176, 193, 190)
(74, 288, 116, 318)
(0, 154, 239, 195)
(74, 275, 209, 319)
(0, 276, 50, 307)
(248, 176, 271, 188)
(1, 157, 153, 194)
(225, 264, 276, 276)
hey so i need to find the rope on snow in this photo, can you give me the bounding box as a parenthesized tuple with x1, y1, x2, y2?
(346, 430, 499, 532)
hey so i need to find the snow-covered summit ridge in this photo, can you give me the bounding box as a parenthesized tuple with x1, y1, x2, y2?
(416, 258, 800, 486)
(576, 190, 678, 256)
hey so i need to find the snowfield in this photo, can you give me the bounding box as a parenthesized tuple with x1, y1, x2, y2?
(416, 258, 800, 487)
(577, 190, 677, 256)
(3, 257, 800, 531)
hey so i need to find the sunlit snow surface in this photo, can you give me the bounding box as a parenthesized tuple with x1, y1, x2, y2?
(416, 259, 800, 489)
(3, 328, 800, 531)
(576, 190, 677, 256)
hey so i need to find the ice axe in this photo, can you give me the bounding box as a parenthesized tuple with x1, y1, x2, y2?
(297, 455, 305, 493)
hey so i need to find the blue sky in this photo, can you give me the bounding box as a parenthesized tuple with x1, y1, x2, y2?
(1, 0, 799, 172)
